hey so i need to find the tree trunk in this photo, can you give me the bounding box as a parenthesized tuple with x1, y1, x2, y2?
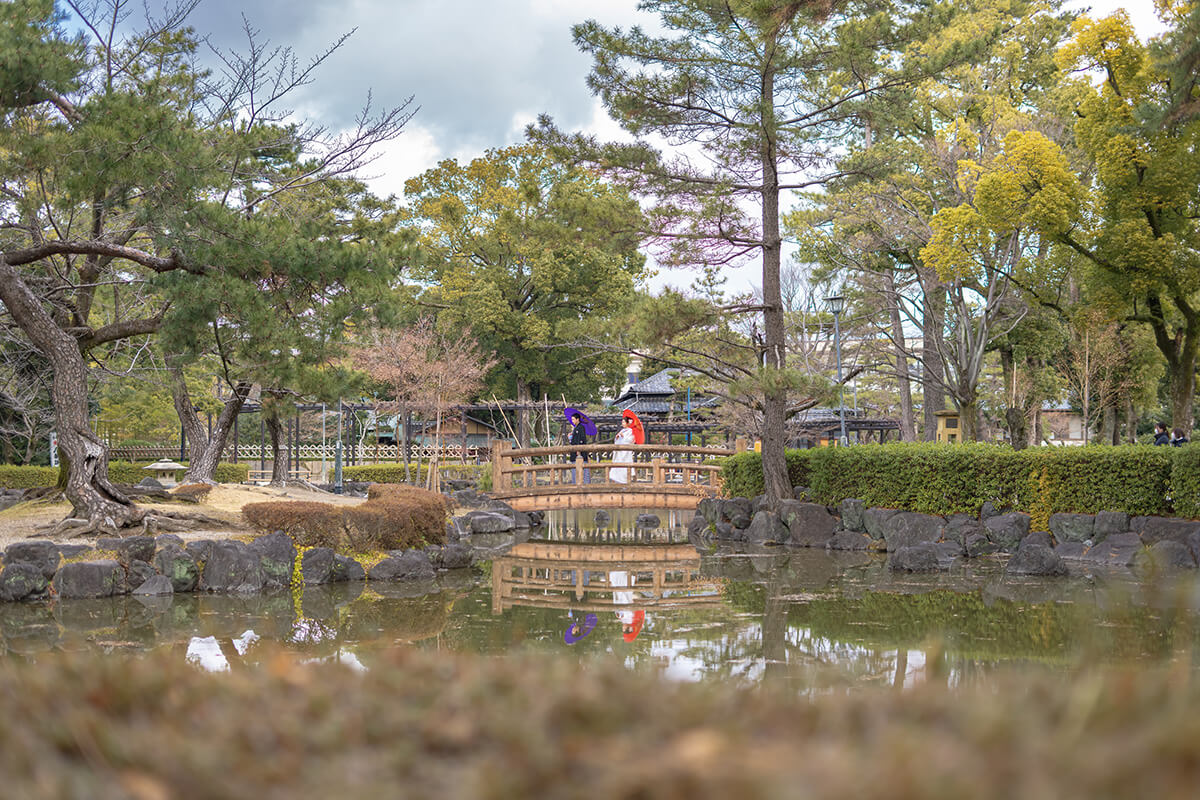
(885, 271, 916, 441)
(998, 345, 1024, 448)
(265, 399, 289, 485)
(170, 367, 252, 484)
(920, 274, 946, 441)
(758, 31, 791, 508)
(0, 257, 140, 530)
(515, 377, 531, 449)
(1127, 396, 1138, 444)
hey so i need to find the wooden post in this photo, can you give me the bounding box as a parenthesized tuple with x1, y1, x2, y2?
(491, 440, 509, 491)
(735, 436, 748, 453)
(652, 457, 663, 487)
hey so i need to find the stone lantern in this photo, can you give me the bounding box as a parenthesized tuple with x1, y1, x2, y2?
(144, 458, 185, 487)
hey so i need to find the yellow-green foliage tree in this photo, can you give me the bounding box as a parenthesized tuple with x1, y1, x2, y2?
(798, 0, 1074, 442)
(940, 6, 1200, 431)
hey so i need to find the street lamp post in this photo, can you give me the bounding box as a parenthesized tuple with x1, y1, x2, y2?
(826, 294, 849, 447)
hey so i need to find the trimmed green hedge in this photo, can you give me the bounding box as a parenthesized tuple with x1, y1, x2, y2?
(720, 443, 1189, 522)
(0, 461, 249, 489)
(1171, 445, 1200, 519)
(342, 463, 484, 485)
(0, 465, 59, 489)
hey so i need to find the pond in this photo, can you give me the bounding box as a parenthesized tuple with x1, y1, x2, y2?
(3, 507, 1199, 691)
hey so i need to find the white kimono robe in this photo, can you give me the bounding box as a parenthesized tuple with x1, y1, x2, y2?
(608, 427, 635, 483)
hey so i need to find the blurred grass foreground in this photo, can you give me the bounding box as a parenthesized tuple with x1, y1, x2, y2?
(3, 647, 1200, 799)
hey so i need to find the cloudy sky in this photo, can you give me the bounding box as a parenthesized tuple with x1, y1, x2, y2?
(106, 1, 1168, 293)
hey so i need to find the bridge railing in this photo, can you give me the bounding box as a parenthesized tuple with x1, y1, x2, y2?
(490, 441, 739, 493)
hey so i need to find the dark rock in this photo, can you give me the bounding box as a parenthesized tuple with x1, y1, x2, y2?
(965, 533, 998, 558)
(779, 502, 837, 547)
(935, 541, 964, 563)
(96, 536, 122, 552)
(137, 477, 165, 489)
(483, 500, 516, 516)
(0, 563, 48, 602)
(185, 539, 215, 564)
(250, 532, 297, 589)
(720, 498, 753, 529)
(56, 544, 93, 560)
(1021, 531, 1054, 550)
(153, 546, 199, 593)
(881, 512, 945, 552)
(792, 486, 811, 501)
(1093, 511, 1130, 542)
(687, 515, 710, 538)
(696, 497, 720, 526)
(1054, 541, 1089, 559)
(133, 575, 174, 596)
(508, 510, 532, 529)
(862, 508, 898, 540)
(155, 533, 185, 549)
(594, 510, 611, 526)
(826, 531, 872, 551)
(714, 522, 735, 541)
(984, 512, 1031, 551)
(449, 515, 471, 540)
(527, 510, 544, 527)
(0, 489, 25, 512)
(466, 510, 515, 534)
(444, 522, 459, 544)
(1082, 532, 1143, 567)
(943, 514, 983, 550)
(369, 551, 436, 581)
(980, 501, 1002, 520)
(302, 547, 336, 585)
(1006, 544, 1068, 576)
(889, 543, 941, 572)
(451, 488, 491, 509)
(441, 543, 474, 570)
(115, 536, 156, 566)
(4, 541, 60, 580)
(332, 555, 366, 582)
(1132, 517, 1200, 546)
(744, 511, 789, 544)
(201, 541, 266, 593)
(126, 560, 157, 591)
(1141, 540, 1197, 570)
(635, 513, 661, 529)
(750, 495, 769, 516)
(423, 545, 445, 568)
(1049, 513, 1094, 543)
(1190, 532, 1200, 567)
(839, 499, 866, 533)
(52, 560, 125, 599)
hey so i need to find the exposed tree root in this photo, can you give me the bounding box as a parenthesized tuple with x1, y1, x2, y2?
(36, 508, 243, 539)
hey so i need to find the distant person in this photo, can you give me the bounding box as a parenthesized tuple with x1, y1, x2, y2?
(1154, 422, 1170, 446)
(609, 415, 636, 484)
(568, 412, 590, 484)
(1171, 428, 1190, 447)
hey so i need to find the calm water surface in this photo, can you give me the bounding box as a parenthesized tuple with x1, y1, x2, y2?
(4, 507, 1200, 690)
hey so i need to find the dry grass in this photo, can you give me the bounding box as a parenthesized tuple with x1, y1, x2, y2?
(0, 484, 365, 547)
(0, 647, 1198, 798)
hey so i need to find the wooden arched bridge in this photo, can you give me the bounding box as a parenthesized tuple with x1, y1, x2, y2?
(488, 441, 740, 511)
(491, 541, 724, 613)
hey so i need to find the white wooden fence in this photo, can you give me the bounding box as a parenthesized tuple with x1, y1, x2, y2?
(110, 443, 484, 463)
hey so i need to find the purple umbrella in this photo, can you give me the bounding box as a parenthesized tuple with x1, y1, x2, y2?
(564, 613, 598, 644)
(563, 407, 598, 437)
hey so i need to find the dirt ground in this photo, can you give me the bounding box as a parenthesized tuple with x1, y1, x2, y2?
(0, 484, 365, 548)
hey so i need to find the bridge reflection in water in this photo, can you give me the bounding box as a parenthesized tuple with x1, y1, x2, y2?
(491, 539, 724, 615)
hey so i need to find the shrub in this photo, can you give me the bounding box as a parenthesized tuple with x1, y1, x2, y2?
(1171, 445, 1200, 519)
(343, 463, 484, 486)
(241, 501, 343, 548)
(0, 465, 58, 489)
(718, 443, 1182, 519)
(242, 485, 448, 553)
(171, 483, 214, 502)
